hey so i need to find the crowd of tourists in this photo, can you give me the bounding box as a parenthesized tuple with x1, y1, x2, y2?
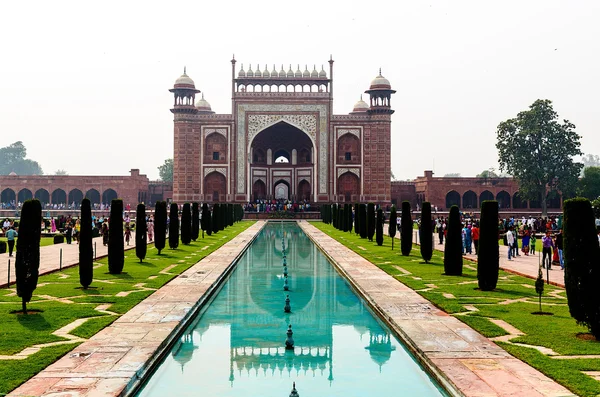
(243, 199, 312, 213)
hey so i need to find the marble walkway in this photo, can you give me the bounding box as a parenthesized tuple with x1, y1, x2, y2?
(300, 221, 574, 397)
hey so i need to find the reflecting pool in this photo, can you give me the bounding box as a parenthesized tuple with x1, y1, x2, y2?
(136, 223, 448, 396)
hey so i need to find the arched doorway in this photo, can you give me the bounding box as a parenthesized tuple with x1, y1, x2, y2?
(204, 171, 226, 202)
(86, 189, 101, 205)
(446, 191, 460, 209)
(204, 132, 227, 164)
(273, 179, 290, 200)
(337, 133, 361, 164)
(68, 189, 84, 206)
(252, 179, 266, 201)
(479, 190, 494, 207)
(496, 191, 510, 209)
(273, 149, 290, 163)
(35, 189, 50, 205)
(297, 179, 311, 202)
(102, 189, 118, 204)
(513, 192, 527, 209)
(18, 189, 33, 202)
(52, 189, 66, 205)
(337, 172, 359, 202)
(462, 191, 477, 209)
(1, 188, 16, 204)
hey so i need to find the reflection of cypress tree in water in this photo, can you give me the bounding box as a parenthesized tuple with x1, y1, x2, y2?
(365, 332, 396, 373)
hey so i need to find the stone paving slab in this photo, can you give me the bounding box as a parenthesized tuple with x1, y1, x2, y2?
(300, 221, 574, 397)
(8, 221, 265, 397)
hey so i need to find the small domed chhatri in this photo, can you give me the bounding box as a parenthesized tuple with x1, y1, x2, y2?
(195, 93, 212, 112)
(174, 67, 195, 88)
(369, 68, 391, 90)
(238, 64, 246, 78)
(352, 95, 369, 113)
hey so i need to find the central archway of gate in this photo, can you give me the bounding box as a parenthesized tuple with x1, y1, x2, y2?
(249, 121, 314, 202)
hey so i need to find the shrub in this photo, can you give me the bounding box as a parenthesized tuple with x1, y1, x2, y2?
(359, 203, 367, 239)
(135, 203, 147, 262)
(354, 203, 360, 235)
(53, 234, 64, 244)
(388, 205, 397, 250)
(0, 241, 6, 254)
(376, 208, 384, 246)
(181, 203, 192, 245)
(92, 228, 100, 238)
(192, 202, 200, 241)
(154, 201, 167, 254)
(477, 201, 499, 290)
(420, 202, 433, 263)
(169, 203, 179, 249)
(78, 198, 93, 289)
(367, 203, 375, 241)
(212, 204, 220, 234)
(400, 201, 412, 256)
(444, 205, 463, 276)
(108, 199, 124, 274)
(16, 199, 42, 314)
(564, 198, 600, 338)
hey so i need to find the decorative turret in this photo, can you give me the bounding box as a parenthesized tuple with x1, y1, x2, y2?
(289, 382, 300, 397)
(255, 64, 262, 78)
(285, 324, 295, 350)
(350, 95, 369, 114)
(169, 67, 200, 114)
(284, 295, 291, 313)
(195, 93, 214, 114)
(364, 68, 396, 115)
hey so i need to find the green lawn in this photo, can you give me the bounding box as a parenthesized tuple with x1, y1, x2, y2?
(0, 237, 56, 250)
(0, 221, 254, 395)
(313, 222, 600, 397)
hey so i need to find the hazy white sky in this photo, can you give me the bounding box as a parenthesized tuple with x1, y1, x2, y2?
(1, 1, 598, 181)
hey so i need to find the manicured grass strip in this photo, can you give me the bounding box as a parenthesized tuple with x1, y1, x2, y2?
(311, 222, 599, 397)
(0, 220, 254, 396)
(0, 237, 56, 249)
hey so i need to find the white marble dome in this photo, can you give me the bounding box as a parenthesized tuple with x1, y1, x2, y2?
(370, 70, 391, 89)
(195, 94, 211, 111)
(352, 97, 369, 112)
(174, 69, 195, 87)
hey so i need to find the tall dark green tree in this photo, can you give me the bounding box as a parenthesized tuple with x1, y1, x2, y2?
(420, 202, 433, 263)
(339, 206, 345, 231)
(154, 201, 167, 254)
(157, 158, 173, 182)
(367, 203, 375, 241)
(79, 198, 93, 288)
(578, 166, 600, 200)
(496, 99, 583, 216)
(169, 203, 179, 249)
(181, 203, 192, 245)
(192, 202, 200, 241)
(564, 198, 600, 338)
(0, 141, 43, 175)
(135, 203, 147, 262)
(220, 203, 226, 231)
(444, 205, 463, 276)
(400, 201, 412, 256)
(201, 203, 210, 237)
(388, 205, 397, 250)
(108, 199, 124, 274)
(211, 204, 219, 234)
(347, 204, 353, 233)
(477, 201, 499, 289)
(359, 204, 367, 239)
(205, 207, 213, 236)
(354, 203, 360, 235)
(228, 203, 234, 227)
(332, 204, 338, 229)
(376, 208, 384, 246)
(15, 199, 42, 314)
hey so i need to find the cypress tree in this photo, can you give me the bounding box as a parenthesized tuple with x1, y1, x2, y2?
(221, 202, 226, 230)
(181, 203, 192, 245)
(376, 208, 384, 246)
(79, 198, 93, 288)
(228, 203, 234, 227)
(154, 201, 167, 254)
(564, 198, 600, 338)
(477, 201, 499, 290)
(388, 205, 397, 250)
(332, 204, 337, 229)
(192, 202, 200, 241)
(354, 203, 359, 235)
(401, 201, 413, 256)
(348, 203, 353, 233)
(212, 204, 220, 234)
(420, 202, 433, 263)
(135, 203, 147, 262)
(15, 199, 42, 314)
(359, 203, 367, 239)
(169, 203, 179, 249)
(444, 205, 463, 275)
(108, 199, 124, 274)
(205, 206, 213, 236)
(201, 203, 210, 237)
(339, 206, 345, 231)
(367, 203, 375, 241)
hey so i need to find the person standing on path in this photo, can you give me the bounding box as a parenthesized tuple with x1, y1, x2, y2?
(5, 226, 18, 256)
(555, 229, 564, 270)
(542, 231, 554, 269)
(471, 223, 480, 255)
(507, 226, 515, 260)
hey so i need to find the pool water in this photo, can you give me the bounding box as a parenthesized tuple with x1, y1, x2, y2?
(136, 223, 448, 396)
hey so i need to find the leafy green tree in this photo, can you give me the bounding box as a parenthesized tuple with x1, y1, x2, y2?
(0, 141, 43, 175)
(578, 166, 600, 200)
(420, 202, 432, 263)
(154, 201, 167, 254)
(388, 205, 397, 250)
(108, 199, 124, 274)
(181, 203, 191, 245)
(477, 201, 499, 289)
(496, 99, 583, 216)
(55, 169, 68, 176)
(192, 202, 200, 241)
(135, 203, 147, 262)
(79, 198, 93, 287)
(158, 158, 173, 182)
(400, 201, 412, 256)
(476, 169, 499, 178)
(15, 199, 42, 313)
(367, 203, 375, 241)
(582, 154, 600, 169)
(376, 208, 384, 246)
(444, 206, 463, 276)
(169, 203, 179, 249)
(564, 198, 600, 338)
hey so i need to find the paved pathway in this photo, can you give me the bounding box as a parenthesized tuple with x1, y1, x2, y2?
(302, 222, 574, 397)
(411, 231, 565, 287)
(8, 221, 265, 397)
(1, 233, 138, 288)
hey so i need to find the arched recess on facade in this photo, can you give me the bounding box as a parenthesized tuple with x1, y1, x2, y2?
(298, 147, 311, 165)
(479, 190, 494, 207)
(462, 190, 477, 209)
(297, 178, 311, 202)
(204, 132, 227, 164)
(252, 178, 266, 201)
(446, 191, 460, 209)
(273, 179, 290, 200)
(102, 189, 118, 204)
(86, 189, 101, 205)
(204, 171, 226, 202)
(1, 188, 15, 204)
(337, 172, 360, 203)
(496, 191, 511, 209)
(69, 189, 84, 205)
(35, 189, 50, 205)
(52, 189, 66, 205)
(273, 148, 290, 163)
(253, 148, 266, 164)
(337, 133, 361, 164)
(513, 192, 527, 209)
(18, 189, 33, 202)
(249, 121, 315, 167)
